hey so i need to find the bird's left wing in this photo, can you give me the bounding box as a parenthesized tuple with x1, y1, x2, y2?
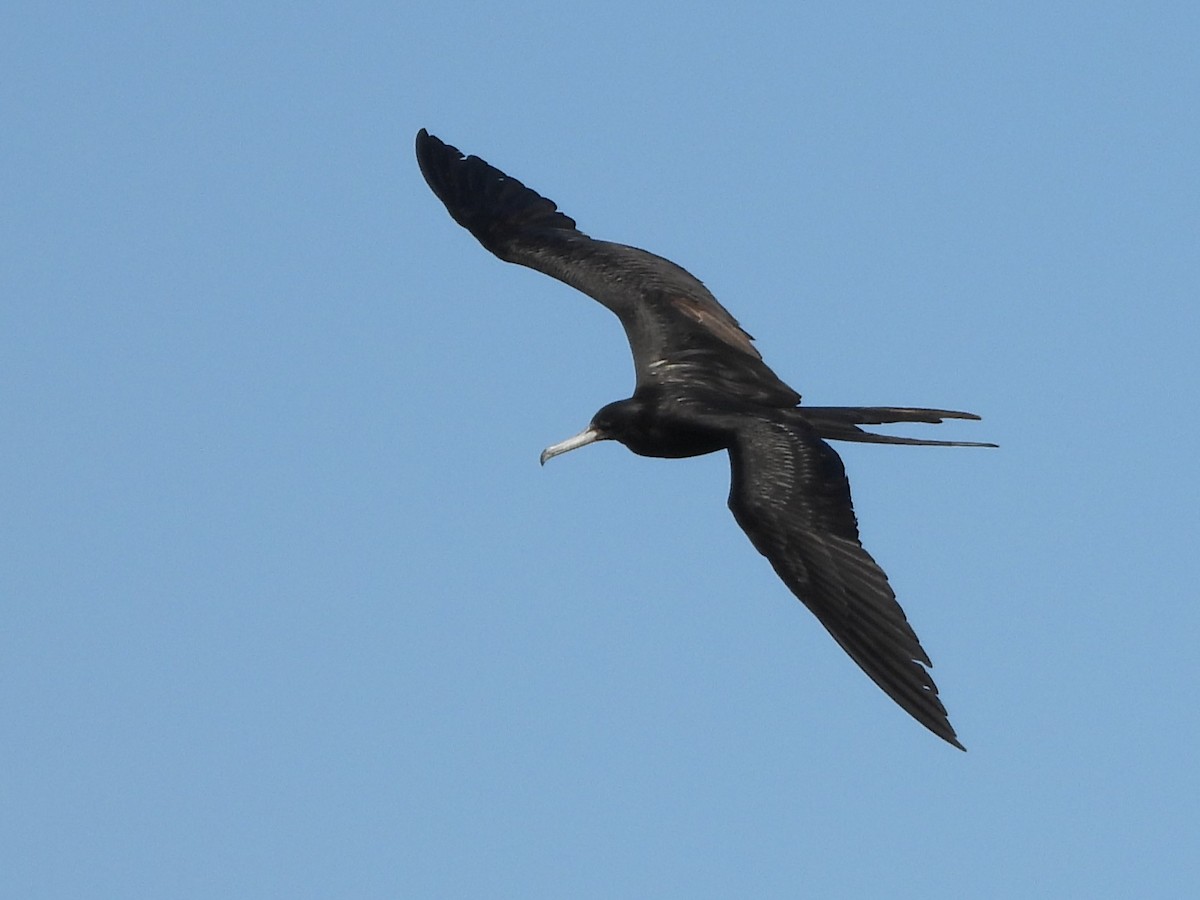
(416, 129, 799, 405)
(726, 417, 964, 748)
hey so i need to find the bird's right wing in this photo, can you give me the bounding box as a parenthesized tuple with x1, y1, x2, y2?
(726, 417, 963, 748)
(416, 130, 799, 405)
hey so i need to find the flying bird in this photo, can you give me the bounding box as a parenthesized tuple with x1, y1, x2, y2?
(415, 129, 994, 749)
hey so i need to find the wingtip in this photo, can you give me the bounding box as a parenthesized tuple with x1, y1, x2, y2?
(415, 130, 582, 248)
(917, 705, 966, 750)
(415, 128, 450, 165)
(415, 129, 465, 173)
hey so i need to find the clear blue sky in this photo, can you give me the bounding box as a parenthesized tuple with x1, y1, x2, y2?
(4, 3, 1198, 897)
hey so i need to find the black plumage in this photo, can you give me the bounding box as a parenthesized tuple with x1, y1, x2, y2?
(416, 129, 994, 749)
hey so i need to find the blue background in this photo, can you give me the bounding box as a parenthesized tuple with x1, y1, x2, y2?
(4, 3, 1197, 897)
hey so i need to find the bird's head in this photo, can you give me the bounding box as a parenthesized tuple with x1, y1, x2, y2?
(539, 398, 646, 465)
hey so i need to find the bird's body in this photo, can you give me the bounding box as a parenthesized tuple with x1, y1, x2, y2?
(416, 129, 993, 749)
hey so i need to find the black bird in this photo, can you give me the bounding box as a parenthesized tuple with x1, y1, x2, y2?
(416, 129, 994, 749)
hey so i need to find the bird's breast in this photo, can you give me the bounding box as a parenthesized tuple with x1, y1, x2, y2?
(618, 402, 735, 460)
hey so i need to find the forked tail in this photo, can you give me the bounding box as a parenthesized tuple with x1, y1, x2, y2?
(801, 406, 998, 447)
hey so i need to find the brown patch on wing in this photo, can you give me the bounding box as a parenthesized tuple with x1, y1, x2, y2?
(668, 296, 762, 360)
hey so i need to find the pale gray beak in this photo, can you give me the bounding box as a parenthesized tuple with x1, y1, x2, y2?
(540, 425, 603, 466)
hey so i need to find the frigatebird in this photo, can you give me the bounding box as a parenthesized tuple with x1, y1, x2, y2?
(416, 129, 993, 749)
